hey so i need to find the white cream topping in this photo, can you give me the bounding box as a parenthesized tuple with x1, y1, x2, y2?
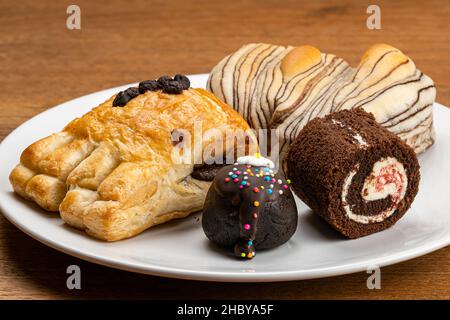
(341, 157, 408, 224)
(237, 155, 275, 168)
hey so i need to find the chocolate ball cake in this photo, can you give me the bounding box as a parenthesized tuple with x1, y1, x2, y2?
(202, 155, 298, 259)
(285, 108, 420, 239)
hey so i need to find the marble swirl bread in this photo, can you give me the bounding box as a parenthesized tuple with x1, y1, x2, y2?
(9, 79, 256, 241)
(207, 43, 436, 159)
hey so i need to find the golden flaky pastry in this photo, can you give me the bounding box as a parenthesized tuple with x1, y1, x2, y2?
(9, 87, 255, 241)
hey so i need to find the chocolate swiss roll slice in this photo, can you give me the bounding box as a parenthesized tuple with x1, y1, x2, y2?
(286, 108, 420, 238)
(202, 155, 298, 259)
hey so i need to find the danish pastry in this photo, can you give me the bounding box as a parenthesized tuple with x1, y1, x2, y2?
(9, 75, 256, 241)
(207, 43, 436, 159)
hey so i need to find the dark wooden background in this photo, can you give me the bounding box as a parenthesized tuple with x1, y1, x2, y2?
(0, 0, 449, 299)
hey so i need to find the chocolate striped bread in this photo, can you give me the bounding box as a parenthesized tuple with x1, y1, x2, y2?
(207, 43, 436, 159)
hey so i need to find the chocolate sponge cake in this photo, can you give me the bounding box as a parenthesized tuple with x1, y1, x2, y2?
(286, 108, 420, 238)
(202, 155, 298, 259)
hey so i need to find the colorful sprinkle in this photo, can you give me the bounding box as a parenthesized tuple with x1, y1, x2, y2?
(247, 252, 253, 258)
(233, 168, 237, 171)
(236, 170, 241, 175)
(279, 190, 284, 195)
(241, 181, 247, 186)
(254, 201, 260, 207)
(261, 186, 265, 189)
(283, 185, 289, 190)
(267, 189, 273, 195)
(253, 187, 259, 193)
(224, 177, 230, 182)
(269, 184, 274, 188)
(244, 176, 248, 180)
(244, 223, 251, 230)
(239, 185, 244, 189)
(248, 240, 253, 246)
(252, 213, 258, 219)
(231, 174, 237, 179)
(271, 178, 276, 183)
(228, 172, 233, 176)
(287, 179, 291, 184)
(233, 178, 239, 183)
(278, 179, 282, 184)
(241, 252, 246, 258)
(264, 176, 271, 182)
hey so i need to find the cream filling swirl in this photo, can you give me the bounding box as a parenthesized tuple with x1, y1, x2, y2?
(342, 157, 408, 224)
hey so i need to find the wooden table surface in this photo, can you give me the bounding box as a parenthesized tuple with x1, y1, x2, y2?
(0, 0, 449, 300)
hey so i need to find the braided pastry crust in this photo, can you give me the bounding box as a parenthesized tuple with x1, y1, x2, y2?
(10, 88, 254, 241)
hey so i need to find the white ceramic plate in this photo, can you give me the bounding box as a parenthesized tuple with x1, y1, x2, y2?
(1, 74, 449, 282)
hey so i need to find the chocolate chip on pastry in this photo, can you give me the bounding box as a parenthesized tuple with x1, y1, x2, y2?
(207, 43, 436, 158)
(157, 75, 172, 88)
(9, 86, 257, 241)
(138, 80, 161, 93)
(174, 74, 190, 90)
(202, 155, 298, 259)
(162, 79, 183, 94)
(112, 87, 140, 107)
(113, 75, 192, 107)
(285, 108, 420, 238)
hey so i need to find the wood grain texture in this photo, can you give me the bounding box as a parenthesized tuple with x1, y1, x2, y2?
(0, 0, 449, 300)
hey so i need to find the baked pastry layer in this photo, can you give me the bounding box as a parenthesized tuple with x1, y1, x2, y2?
(9, 87, 255, 241)
(207, 43, 436, 159)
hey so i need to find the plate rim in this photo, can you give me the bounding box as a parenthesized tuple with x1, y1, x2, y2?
(1, 74, 449, 282)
